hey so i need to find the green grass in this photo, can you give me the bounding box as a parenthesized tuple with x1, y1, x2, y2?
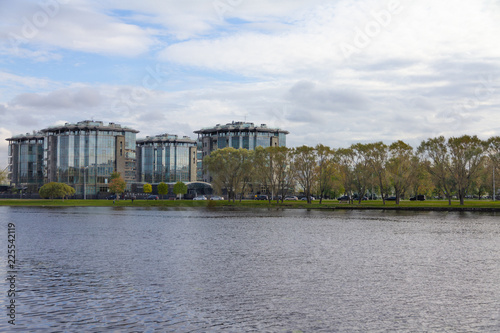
(1, 198, 500, 211)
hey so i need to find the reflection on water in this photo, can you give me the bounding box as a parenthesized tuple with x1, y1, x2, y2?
(1, 207, 499, 332)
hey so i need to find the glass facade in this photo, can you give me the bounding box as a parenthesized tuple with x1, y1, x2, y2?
(6, 121, 138, 197)
(137, 135, 197, 183)
(194, 121, 289, 182)
(7, 135, 45, 191)
(54, 131, 120, 195)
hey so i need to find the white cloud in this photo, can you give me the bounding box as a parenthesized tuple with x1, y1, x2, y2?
(1, 0, 500, 170)
(1, 0, 154, 57)
(12, 87, 103, 109)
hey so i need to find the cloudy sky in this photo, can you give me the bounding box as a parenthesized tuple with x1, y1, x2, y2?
(1, 0, 500, 167)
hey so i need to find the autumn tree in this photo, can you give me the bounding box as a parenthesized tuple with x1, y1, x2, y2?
(143, 183, 152, 194)
(109, 172, 126, 200)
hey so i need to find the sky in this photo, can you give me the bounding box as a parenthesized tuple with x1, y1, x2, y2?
(1, 0, 500, 167)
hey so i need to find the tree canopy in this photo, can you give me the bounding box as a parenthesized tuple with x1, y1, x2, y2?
(143, 183, 152, 194)
(199, 134, 498, 206)
(173, 181, 187, 199)
(39, 182, 75, 200)
(109, 172, 126, 199)
(157, 182, 169, 199)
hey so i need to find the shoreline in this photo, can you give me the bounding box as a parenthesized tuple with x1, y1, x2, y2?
(1, 199, 500, 212)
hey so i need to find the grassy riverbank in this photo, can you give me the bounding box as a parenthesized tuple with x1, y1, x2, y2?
(1, 199, 500, 211)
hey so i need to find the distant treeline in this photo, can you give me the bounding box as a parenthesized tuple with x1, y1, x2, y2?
(203, 135, 500, 205)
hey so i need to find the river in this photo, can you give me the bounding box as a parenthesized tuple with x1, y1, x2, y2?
(0, 207, 499, 332)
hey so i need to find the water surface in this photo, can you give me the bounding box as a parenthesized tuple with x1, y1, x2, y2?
(1, 207, 499, 332)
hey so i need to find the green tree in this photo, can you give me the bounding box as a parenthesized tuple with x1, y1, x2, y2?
(204, 147, 243, 202)
(261, 146, 297, 204)
(39, 182, 75, 200)
(109, 172, 126, 200)
(143, 183, 153, 194)
(386, 141, 416, 204)
(157, 182, 169, 199)
(336, 148, 355, 203)
(447, 135, 485, 205)
(351, 143, 372, 204)
(485, 136, 500, 200)
(253, 146, 276, 203)
(418, 136, 454, 205)
(173, 181, 187, 199)
(364, 142, 389, 204)
(411, 162, 435, 198)
(316, 144, 336, 204)
(0, 166, 8, 185)
(235, 149, 255, 202)
(293, 145, 317, 204)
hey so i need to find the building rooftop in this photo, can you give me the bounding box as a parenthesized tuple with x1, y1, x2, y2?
(137, 133, 196, 144)
(41, 120, 139, 133)
(194, 121, 289, 134)
(6, 131, 45, 141)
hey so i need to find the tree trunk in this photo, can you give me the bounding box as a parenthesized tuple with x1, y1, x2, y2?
(378, 176, 386, 205)
(459, 190, 465, 205)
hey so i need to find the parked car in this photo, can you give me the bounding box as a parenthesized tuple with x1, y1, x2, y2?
(353, 194, 368, 200)
(146, 195, 159, 200)
(193, 195, 207, 200)
(300, 196, 315, 201)
(410, 195, 426, 201)
(210, 195, 224, 200)
(255, 195, 268, 200)
(386, 196, 397, 201)
(337, 195, 351, 201)
(285, 196, 298, 200)
(107, 194, 117, 200)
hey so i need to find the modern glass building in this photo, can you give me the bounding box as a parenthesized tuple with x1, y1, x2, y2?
(6, 132, 45, 193)
(136, 134, 197, 183)
(7, 120, 139, 197)
(194, 121, 289, 182)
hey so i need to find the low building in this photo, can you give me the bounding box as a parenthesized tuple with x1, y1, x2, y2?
(194, 121, 289, 182)
(136, 134, 197, 183)
(6, 132, 45, 193)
